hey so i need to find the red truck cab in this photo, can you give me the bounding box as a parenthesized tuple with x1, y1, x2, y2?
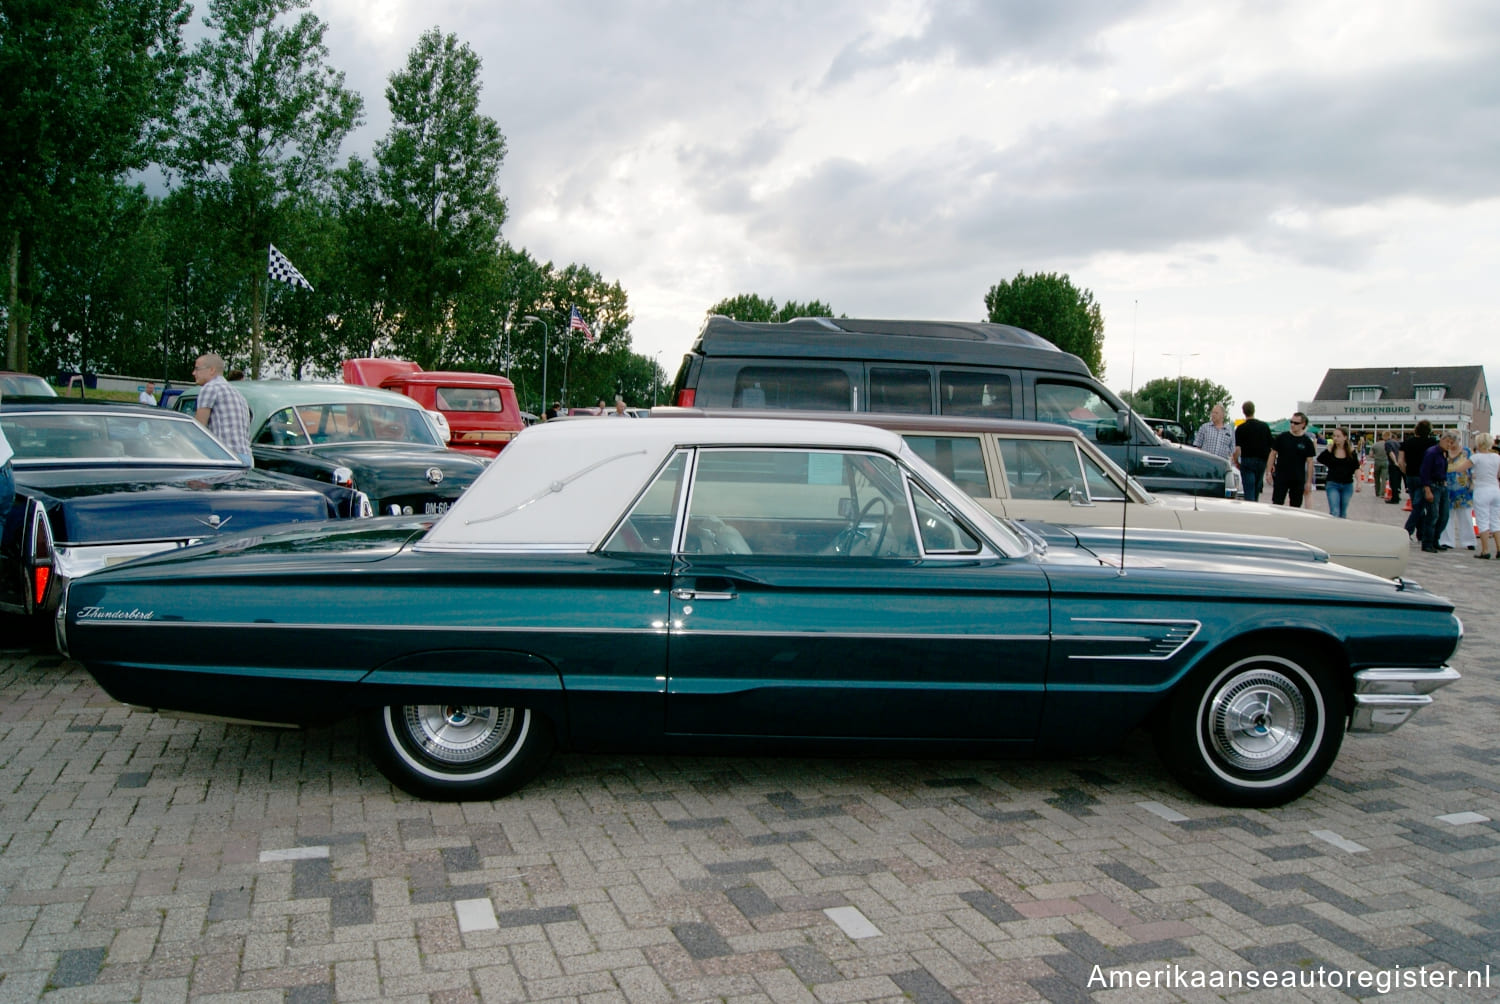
(343, 359, 525, 457)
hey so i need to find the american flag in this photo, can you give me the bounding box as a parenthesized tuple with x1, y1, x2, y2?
(569, 305, 595, 342)
(268, 244, 314, 291)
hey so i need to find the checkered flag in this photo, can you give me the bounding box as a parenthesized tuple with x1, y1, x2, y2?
(268, 244, 314, 291)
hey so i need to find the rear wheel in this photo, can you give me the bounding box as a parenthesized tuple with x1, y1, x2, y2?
(365, 703, 553, 801)
(1155, 651, 1345, 808)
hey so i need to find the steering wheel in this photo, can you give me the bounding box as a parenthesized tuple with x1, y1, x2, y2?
(835, 496, 889, 556)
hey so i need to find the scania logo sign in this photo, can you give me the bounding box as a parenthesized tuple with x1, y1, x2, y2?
(425, 467, 445, 485)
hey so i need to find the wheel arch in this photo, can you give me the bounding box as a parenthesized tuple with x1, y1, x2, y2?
(358, 648, 570, 738)
(1151, 627, 1352, 730)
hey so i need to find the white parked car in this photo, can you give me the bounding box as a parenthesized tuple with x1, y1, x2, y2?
(659, 410, 1408, 579)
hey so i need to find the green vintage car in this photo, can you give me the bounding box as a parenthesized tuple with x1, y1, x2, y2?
(173, 380, 487, 516)
(59, 418, 1461, 807)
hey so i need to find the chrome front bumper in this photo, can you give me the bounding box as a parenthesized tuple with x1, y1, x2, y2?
(1349, 666, 1462, 733)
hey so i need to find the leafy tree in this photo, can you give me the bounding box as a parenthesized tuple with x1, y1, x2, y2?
(372, 28, 507, 369)
(33, 181, 168, 379)
(1, 0, 188, 371)
(1119, 375, 1232, 434)
(170, 0, 363, 376)
(983, 271, 1105, 377)
(708, 294, 837, 323)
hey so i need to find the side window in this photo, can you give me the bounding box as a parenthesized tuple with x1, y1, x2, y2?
(997, 439, 1087, 501)
(901, 435, 991, 498)
(909, 481, 981, 554)
(1081, 451, 1126, 501)
(731, 366, 851, 410)
(1035, 381, 1119, 442)
(256, 407, 310, 447)
(869, 367, 932, 413)
(602, 452, 687, 554)
(938, 371, 1012, 417)
(686, 449, 918, 557)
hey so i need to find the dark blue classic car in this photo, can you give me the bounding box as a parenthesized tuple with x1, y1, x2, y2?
(1, 399, 360, 617)
(59, 419, 1461, 807)
(174, 381, 487, 516)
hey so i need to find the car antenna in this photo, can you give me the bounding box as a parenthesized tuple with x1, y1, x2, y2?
(1118, 301, 1138, 576)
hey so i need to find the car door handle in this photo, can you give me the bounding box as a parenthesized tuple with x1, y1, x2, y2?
(1140, 455, 1172, 468)
(672, 586, 736, 601)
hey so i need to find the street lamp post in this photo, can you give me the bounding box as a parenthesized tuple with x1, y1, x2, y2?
(1163, 351, 1200, 424)
(523, 315, 549, 414)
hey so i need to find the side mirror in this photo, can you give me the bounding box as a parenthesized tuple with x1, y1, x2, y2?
(1095, 418, 1129, 444)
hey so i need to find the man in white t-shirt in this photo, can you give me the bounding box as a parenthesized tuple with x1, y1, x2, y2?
(139, 381, 157, 405)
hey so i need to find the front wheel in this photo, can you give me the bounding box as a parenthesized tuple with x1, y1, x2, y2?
(1155, 652, 1345, 808)
(365, 703, 553, 801)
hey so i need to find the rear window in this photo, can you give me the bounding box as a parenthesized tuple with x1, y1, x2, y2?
(731, 366, 851, 410)
(435, 387, 504, 412)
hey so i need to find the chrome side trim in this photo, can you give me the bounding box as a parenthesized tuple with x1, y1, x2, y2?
(1065, 618, 1201, 661)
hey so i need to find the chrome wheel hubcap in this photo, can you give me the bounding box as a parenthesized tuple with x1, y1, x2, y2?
(404, 705, 514, 766)
(1208, 669, 1306, 771)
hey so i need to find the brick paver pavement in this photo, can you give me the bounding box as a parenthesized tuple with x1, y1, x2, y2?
(1, 485, 1496, 1002)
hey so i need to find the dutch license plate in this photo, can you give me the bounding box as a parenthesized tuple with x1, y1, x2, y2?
(424, 501, 450, 515)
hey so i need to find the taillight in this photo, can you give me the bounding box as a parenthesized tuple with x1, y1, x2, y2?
(33, 566, 50, 603)
(675, 388, 695, 407)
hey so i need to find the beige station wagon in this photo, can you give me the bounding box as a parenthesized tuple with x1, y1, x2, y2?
(659, 409, 1408, 579)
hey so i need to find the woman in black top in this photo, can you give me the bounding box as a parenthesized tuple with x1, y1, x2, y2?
(1317, 427, 1361, 518)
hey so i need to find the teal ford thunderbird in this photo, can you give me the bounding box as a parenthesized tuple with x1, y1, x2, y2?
(58, 418, 1461, 807)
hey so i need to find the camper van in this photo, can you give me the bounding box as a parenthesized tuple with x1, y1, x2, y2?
(670, 316, 1231, 495)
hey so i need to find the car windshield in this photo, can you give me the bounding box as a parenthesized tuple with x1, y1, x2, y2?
(0, 410, 240, 465)
(0, 374, 56, 397)
(256, 402, 442, 447)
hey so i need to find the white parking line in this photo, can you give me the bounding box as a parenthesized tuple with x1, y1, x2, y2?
(455, 898, 498, 932)
(1137, 800, 1190, 822)
(824, 905, 882, 939)
(258, 846, 330, 862)
(1310, 829, 1368, 853)
(1436, 811, 1490, 826)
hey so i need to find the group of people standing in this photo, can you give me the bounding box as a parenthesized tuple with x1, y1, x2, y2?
(1193, 405, 1500, 546)
(1203, 401, 1327, 510)
(1385, 420, 1500, 557)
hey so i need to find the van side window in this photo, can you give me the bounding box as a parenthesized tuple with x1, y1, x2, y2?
(939, 371, 1012, 417)
(732, 366, 851, 410)
(870, 368, 932, 413)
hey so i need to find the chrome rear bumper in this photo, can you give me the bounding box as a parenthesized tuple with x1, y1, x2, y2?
(1349, 666, 1461, 733)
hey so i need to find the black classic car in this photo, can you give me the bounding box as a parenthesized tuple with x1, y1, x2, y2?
(1, 399, 358, 616)
(174, 381, 486, 516)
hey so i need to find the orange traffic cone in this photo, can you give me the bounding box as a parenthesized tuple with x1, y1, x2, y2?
(1403, 498, 1412, 512)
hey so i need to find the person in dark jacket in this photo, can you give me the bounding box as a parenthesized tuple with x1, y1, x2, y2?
(1267, 412, 1317, 507)
(1383, 431, 1403, 503)
(1418, 432, 1458, 552)
(1402, 420, 1438, 537)
(1231, 401, 1273, 503)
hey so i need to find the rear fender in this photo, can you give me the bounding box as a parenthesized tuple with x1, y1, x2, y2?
(359, 649, 569, 738)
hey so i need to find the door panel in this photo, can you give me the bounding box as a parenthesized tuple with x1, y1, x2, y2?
(663, 446, 1050, 741)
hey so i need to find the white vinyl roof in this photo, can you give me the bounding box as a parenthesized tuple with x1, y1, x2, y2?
(418, 417, 908, 550)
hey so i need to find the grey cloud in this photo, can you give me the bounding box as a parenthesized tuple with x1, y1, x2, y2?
(679, 47, 1500, 276)
(825, 0, 1154, 85)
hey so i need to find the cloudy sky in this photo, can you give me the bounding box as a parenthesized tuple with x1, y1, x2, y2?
(309, 0, 1498, 421)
